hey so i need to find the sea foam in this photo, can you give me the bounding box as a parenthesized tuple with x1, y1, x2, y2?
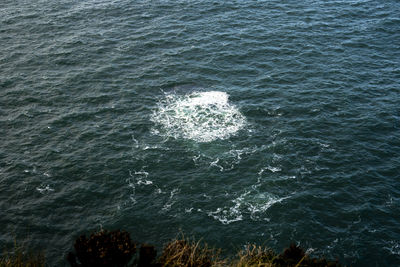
(151, 91, 246, 142)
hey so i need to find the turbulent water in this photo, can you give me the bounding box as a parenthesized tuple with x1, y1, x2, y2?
(151, 91, 246, 142)
(1, 0, 400, 266)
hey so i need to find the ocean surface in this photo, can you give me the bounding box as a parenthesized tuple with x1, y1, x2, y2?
(1, 0, 400, 265)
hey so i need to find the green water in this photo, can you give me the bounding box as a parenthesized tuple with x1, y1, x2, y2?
(1, 0, 400, 265)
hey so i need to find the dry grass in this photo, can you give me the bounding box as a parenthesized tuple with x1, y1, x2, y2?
(158, 237, 225, 267)
(229, 243, 339, 267)
(233, 244, 277, 267)
(0, 249, 45, 267)
(0, 230, 340, 267)
(154, 237, 339, 267)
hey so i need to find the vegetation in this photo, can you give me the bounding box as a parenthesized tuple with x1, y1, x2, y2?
(158, 238, 225, 267)
(1, 230, 341, 266)
(233, 244, 277, 267)
(67, 230, 136, 267)
(231, 243, 340, 267)
(66, 230, 340, 267)
(0, 246, 45, 267)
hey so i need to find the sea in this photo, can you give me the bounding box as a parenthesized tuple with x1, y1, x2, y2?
(1, 0, 400, 266)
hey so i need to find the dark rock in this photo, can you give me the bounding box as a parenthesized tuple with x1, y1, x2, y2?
(69, 229, 136, 267)
(138, 244, 160, 267)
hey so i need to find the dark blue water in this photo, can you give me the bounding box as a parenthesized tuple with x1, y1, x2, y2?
(1, 0, 400, 265)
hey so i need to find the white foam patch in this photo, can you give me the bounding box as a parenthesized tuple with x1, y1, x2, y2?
(208, 191, 289, 224)
(208, 205, 243, 225)
(247, 193, 289, 219)
(36, 184, 54, 194)
(385, 241, 400, 255)
(151, 91, 246, 142)
(128, 169, 152, 186)
(162, 188, 180, 212)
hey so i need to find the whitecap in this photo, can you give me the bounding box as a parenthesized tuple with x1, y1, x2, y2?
(192, 154, 202, 164)
(155, 188, 162, 194)
(266, 166, 282, 173)
(208, 191, 290, 224)
(318, 142, 330, 148)
(258, 166, 282, 176)
(210, 158, 224, 172)
(36, 185, 54, 194)
(151, 91, 246, 142)
(161, 188, 180, 212)
(207, 192, 247, 224)
(129, 195, 137, 205)
(384, 241, 400, 255)
(131, 135, 139, 148)
(207, 207, 243, 225)
(247, 194, 290, 219)
(129, 169, 152, 186)
(185, 207, 194, 213)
